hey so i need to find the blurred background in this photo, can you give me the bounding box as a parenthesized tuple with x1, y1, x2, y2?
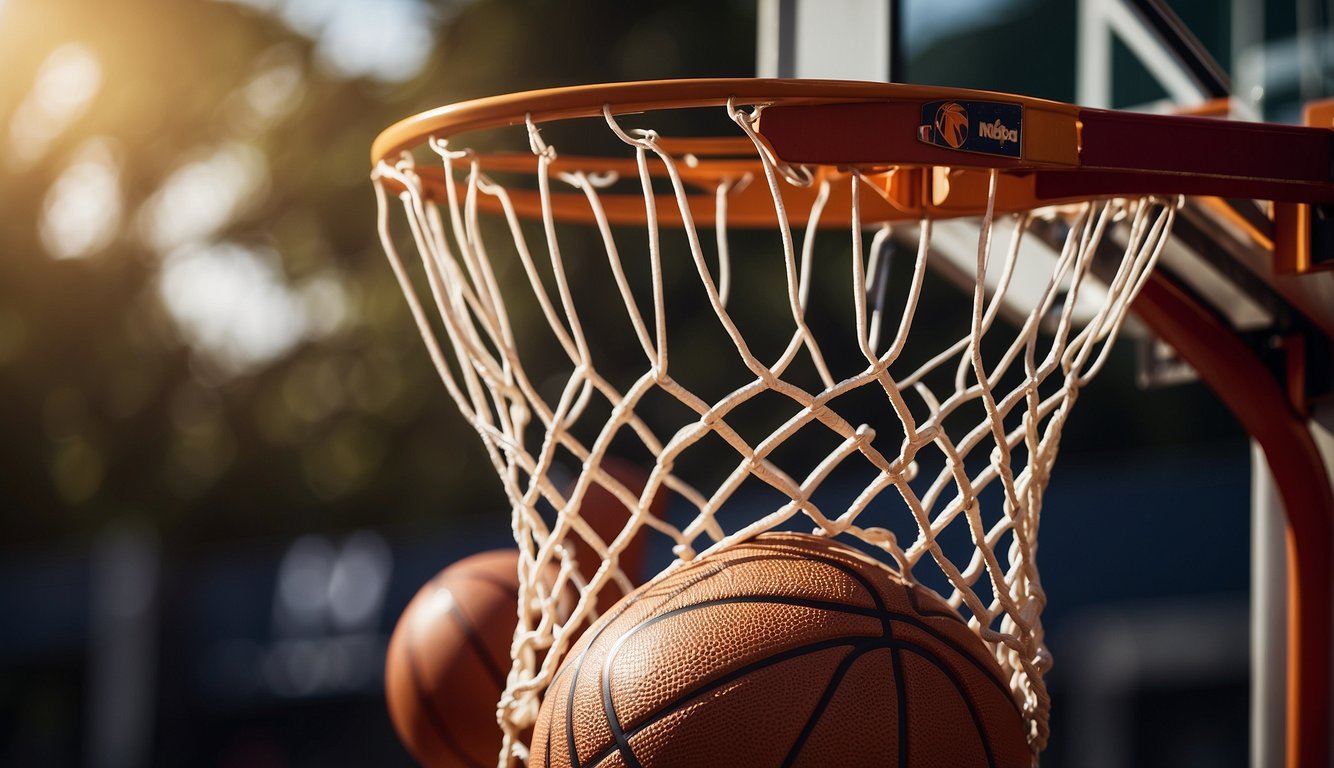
(0, 0, 1293, 766)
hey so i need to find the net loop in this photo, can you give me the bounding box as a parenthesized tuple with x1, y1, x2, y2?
(525, 113, 556, 161)
(729, 96, 814, 188)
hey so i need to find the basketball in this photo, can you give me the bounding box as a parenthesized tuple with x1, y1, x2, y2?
(384, 549, 530, 768)
(530, 532, 1030, 768)
(385, 461, 665, 767)
(568, 455, 668, 613)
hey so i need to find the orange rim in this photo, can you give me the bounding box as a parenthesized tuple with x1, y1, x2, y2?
(374, 79, 1334, 209)
(370, 78, 1081, 167)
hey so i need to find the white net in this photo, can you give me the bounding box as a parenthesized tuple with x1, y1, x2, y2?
(372, 99, 1177, 764)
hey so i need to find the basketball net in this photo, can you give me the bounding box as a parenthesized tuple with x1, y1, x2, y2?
(372, 99, 1176, 764)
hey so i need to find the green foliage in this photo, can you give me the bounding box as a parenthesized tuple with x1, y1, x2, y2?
(0, 0, 755, 549)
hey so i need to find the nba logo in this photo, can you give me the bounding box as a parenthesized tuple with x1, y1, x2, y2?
(918, 99, 1023, 158)
(934, 102, 969, 149)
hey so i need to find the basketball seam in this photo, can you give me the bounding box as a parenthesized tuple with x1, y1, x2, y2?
(444, 586, 511, 690)
(573, 539, 893, 765)
(599, 596, 883, 766)
(900, 584, 1023, 714)
(560, 559, 735, 768)
(896, 638, 1001, 768)
(904, 584, 962, 621)
(405, 583, 491, 768)
(586, 638, 862, 768)
(587, 631, 1014, 768)
(545, 712, 553, 768)
(779, 643, 867, 768)
(891, 645, 909, 768)
(733, 542, 888, 606)
(709, 538, 1008, 709)
(737, 540, 892, 617)
(883, 612, 1015, 705)
(552, 538, 1020, 764)
(590, 570, 1015, 753)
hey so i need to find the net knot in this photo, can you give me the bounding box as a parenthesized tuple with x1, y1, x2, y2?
(725, 95, 762, 126)
(371, 157, 423, 200)
(369, 158, 399, 183)
(603, 105, 663, 152)
(426, 136, 473, 163)
(727, 96, 813, 188)
(525, 113, 557, 161)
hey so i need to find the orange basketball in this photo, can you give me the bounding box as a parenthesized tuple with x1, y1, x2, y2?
(568, 455, 669, 613)
(530, 532, 1029, 768)
(385, 549, 528, 768)
(385, 461, 667, 767)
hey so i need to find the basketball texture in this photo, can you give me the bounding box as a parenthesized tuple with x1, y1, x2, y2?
(385, 460, 665, 768)
(385, 549, 528, 768)
(530, 532, 1029, 768)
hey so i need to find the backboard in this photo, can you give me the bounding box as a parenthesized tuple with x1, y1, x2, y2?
(757, 1, 1334, 766)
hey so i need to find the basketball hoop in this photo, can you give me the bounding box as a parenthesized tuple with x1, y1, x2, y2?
(370, 79, 1334, 766)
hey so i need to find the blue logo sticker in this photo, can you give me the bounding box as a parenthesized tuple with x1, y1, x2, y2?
(918, 100, 1023, 158)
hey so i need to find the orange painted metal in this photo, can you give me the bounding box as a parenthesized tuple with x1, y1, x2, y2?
(375, 79, 1334, 215)
(1134, 275, 1333, 768)
(370, 78, 1081, 166)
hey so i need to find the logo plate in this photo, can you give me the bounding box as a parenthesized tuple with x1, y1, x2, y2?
(918, 100, 1023, 158)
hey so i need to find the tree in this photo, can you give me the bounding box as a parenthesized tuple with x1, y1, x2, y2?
(0, 0, 756, 551)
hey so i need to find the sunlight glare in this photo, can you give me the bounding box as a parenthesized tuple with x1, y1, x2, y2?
(6, 44, 103, 170)
(157, 243, 307, 376)
(39, 138, 122, 260)
(242, 50, 306, 127)
(139, 142, 268, 253)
